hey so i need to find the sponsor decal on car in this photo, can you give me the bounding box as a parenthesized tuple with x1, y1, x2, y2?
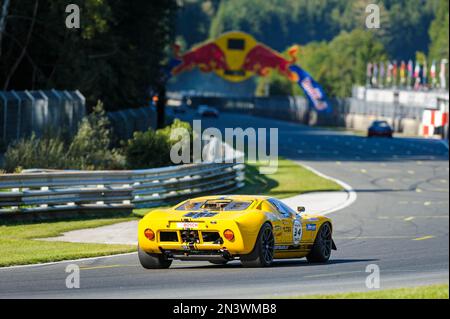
(306, 224, 317, 231)
(293, 220, 302, 245)
(176, 222, 199, 230)
(274, 245, 290, 250)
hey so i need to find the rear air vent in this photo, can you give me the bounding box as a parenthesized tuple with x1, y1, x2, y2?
(160, 232, 178, 242)
(202, 232, 222, 244)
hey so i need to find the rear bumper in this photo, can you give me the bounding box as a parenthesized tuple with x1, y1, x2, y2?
(368, 130, 393, 137)
(138, 218, 257, 255)
(162, 247, 233, 261)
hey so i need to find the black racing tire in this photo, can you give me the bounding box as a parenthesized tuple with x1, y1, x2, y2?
(241, 223, 275, 268)
(306, 223, 333, 263)
(208, 260, 229, 265)
(138, 246, 172, 269)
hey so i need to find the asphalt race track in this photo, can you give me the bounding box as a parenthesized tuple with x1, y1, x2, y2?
(0, 112, 448, 298)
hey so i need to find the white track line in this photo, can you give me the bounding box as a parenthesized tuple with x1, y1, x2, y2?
(299, 162, 357, 215)
(0, 252, 137, 271)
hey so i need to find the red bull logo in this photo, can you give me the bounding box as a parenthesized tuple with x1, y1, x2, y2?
(172, 42, 228, 76)
(242, 44, 298, 81)
(166, 31, 330, 112)
(170, 31, 299, 82)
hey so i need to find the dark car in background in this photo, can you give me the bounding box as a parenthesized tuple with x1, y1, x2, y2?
(197, 105, 219, 117)
(368, 120, 393, 138)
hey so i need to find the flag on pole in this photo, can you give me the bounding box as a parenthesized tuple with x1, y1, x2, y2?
(289, 64, 332, 113)
(387, 61, 393, 86)
(400, 61, 406, 86)
(414, 61, 421, 90)
(407, 59, 414, 87)
(392, 61, 398, 87)
(372, 63, 378, 86)
(430, 60, 437, 88)
(422, 60, 428, 86)
(379, 62, 385, 87)
(414, 62, 420, 78)
(440, 59, 448, 90)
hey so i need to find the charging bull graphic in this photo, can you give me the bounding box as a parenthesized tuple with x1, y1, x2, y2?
(242, 45, 298, 81)
(172, 42, 229, 75)
(167, 31, 330, 112)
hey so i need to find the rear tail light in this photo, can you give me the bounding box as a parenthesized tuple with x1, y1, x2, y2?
(223, 229, 234, 241)
(144, 228, 155, 240)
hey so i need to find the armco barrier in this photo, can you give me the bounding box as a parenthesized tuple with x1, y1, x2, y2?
(0, 144, 245, 217)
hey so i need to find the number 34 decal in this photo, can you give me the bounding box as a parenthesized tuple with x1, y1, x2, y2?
(293, 220, 302, 245)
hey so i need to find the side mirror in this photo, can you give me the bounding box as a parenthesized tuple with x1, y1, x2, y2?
(297, 206, 305, 214)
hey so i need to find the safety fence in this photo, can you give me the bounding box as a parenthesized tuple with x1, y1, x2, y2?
(177, 94, 441, 135)
(107, 106, 158, 140)
(0, 143, 245, 218)
(0, 90, 86, 144)
(182, 94, 430, 121)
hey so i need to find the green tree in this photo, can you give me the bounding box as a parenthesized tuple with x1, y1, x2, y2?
(428, 0, 449, 61)
(383, 0, 436, 60)
(322, 29, 387, 97)
(68, 101, 125, 170)
(176, 0, 218, 47)
(205, 0, 434, 59)
(0, 0, 178, 111)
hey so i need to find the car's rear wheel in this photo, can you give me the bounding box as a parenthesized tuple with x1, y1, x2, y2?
(241, 223, 274, 268)
(138, 246, 172, 269)
(307, 223, 332, 263)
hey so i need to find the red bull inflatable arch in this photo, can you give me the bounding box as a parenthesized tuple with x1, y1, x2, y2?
(168, 31, 331, 112)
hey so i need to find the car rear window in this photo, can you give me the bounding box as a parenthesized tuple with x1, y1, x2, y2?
(176, 200, 253, 211)
(374, 121, 389, 127)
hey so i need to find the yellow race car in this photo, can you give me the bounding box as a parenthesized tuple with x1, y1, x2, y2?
(138, 195, 336, 268)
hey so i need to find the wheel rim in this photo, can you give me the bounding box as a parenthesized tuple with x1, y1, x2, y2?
(319, 224, 332, 258)
(261, 227, 275, 264)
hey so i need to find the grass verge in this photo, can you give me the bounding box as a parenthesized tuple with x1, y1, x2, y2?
(288, 284, 449, 299)
(237, 158, 342, 198)
(0, 217, 135, 267)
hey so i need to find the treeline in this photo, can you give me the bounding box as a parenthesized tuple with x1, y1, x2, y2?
(0, 0, 177, 111)
(268, 0, 449, 97)
(177, 0, 443, 61)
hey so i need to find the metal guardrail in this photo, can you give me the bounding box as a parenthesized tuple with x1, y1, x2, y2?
(0, 144, 245, 216)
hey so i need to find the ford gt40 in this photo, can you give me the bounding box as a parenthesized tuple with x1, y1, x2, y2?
(138, 195, 336, 268)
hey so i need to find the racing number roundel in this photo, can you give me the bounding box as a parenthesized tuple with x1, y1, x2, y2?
(293, 219, 302, 245)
